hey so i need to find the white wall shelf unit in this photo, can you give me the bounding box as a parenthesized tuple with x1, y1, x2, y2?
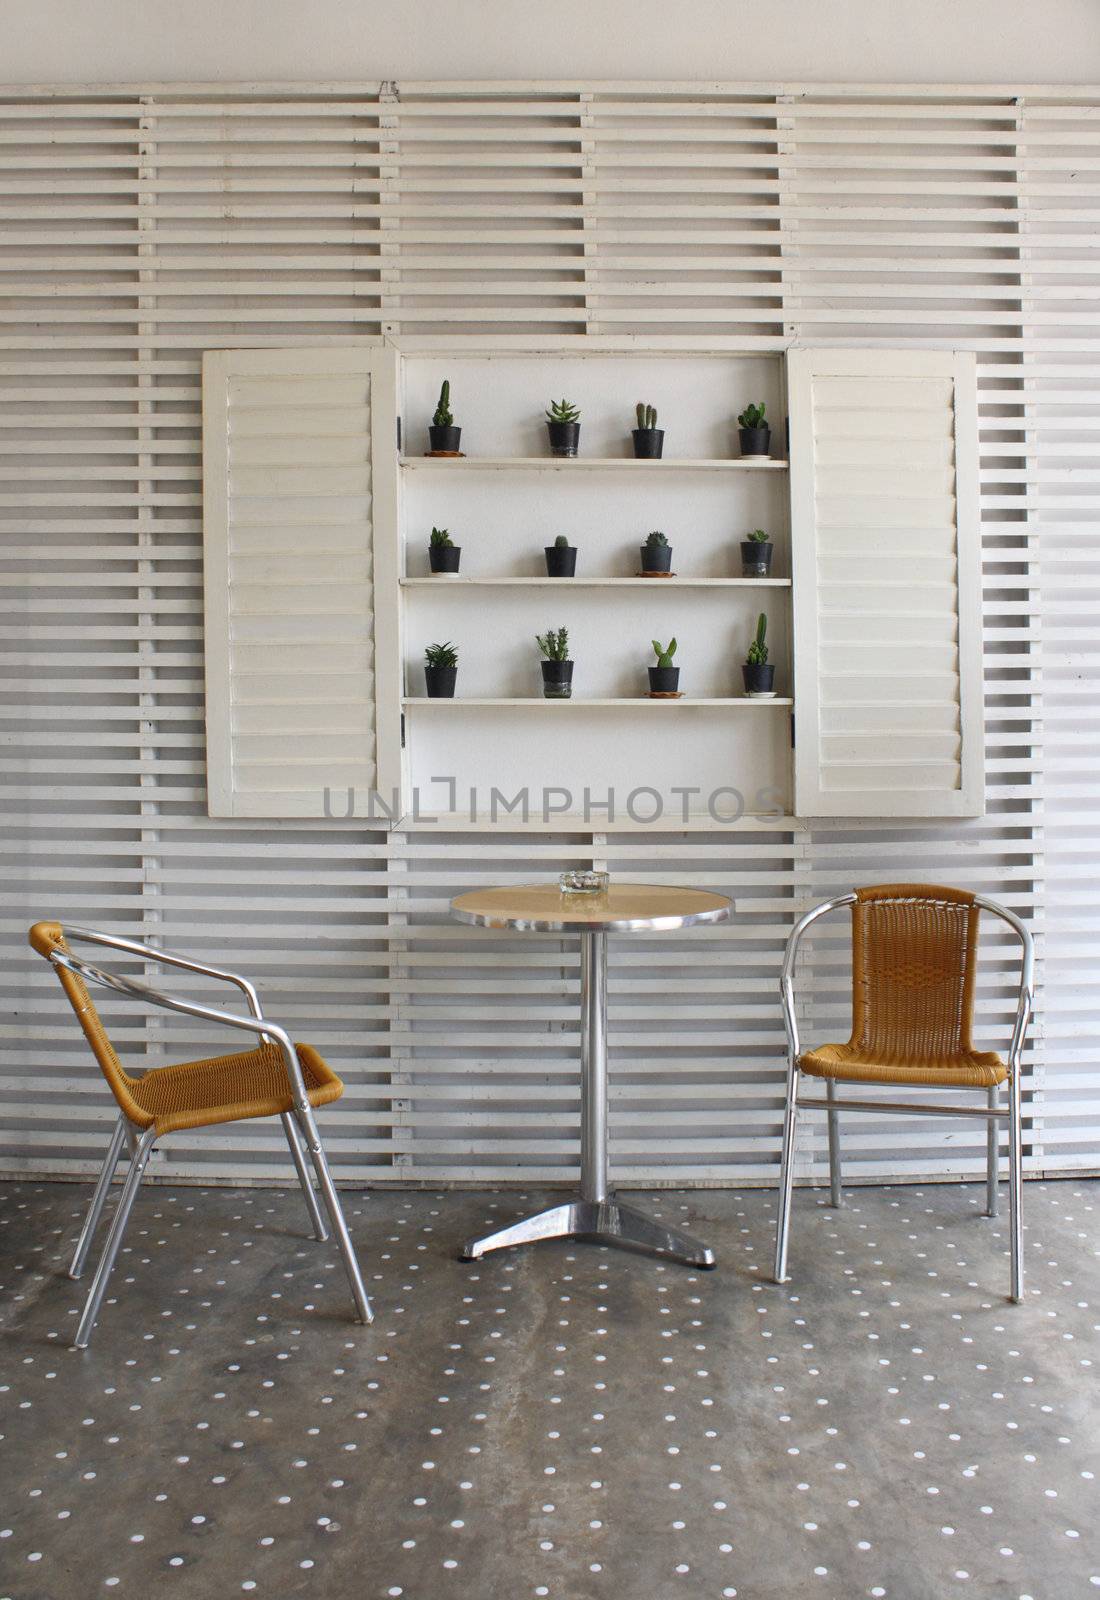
(200, 341, 983, 828)
(394, 348, 794, 820)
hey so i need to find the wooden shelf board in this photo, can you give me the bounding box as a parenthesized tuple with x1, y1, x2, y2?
(400, 576, 792, 588)
(393, 811, 795, 832)
(400, 455, 788, 472)
(402, 696, 794, 708)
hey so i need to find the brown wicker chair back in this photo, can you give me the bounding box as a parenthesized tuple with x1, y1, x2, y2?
(850, 883, 981, 1067)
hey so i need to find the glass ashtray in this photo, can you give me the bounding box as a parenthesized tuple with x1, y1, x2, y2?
(559, 870, 610, 895)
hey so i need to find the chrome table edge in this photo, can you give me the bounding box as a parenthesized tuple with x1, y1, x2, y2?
(451, 906, 731, 934)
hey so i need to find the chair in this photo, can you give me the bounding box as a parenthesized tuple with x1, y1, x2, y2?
(772, 884, 1034, 1302)
(29, 921, 372, 1348)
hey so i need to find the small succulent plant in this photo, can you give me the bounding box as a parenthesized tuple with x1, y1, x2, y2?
(432, 381, 454, 428)
(652, 637, 677, 669)
(746, 613, 769, 666)
(424, 640, 458, 668)
(644, 530, 669, 549)
(738, 401, 767, 430)
(536, 627, 570, 662)
(429, 526, 454, 548)
(747, 528, 769, 544)
(546, 398, 581, 424)
(554, 534, 572, 549)
(636, 403, 658, 430)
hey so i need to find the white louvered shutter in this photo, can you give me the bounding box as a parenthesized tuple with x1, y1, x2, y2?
(202, 346, 401, 818)
(788, 348, 983, 819)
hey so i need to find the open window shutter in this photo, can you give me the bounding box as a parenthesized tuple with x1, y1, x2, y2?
(788, 348, 983, 819)
(202, 346, 400, 819)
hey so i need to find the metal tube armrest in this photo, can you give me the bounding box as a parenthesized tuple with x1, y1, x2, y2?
(780, 894, 857, 1066)
(973, 894, 1035, 1080)
(61, 923, 264, 1019)
(50, 950, 309, 1108)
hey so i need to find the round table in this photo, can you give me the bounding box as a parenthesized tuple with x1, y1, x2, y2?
(450, 882, 732, 1268)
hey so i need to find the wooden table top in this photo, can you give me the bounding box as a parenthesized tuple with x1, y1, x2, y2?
(450, 882, 732, 933)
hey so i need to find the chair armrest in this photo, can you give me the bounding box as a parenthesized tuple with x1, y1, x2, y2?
(62, 923, 264, 1019)
(779, 894, 857, 1064)
(50, 949, 309, 1107)
(974, 894, 1035, 1078)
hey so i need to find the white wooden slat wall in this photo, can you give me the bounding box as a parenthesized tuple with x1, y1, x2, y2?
(1, 81, 1095, 1184)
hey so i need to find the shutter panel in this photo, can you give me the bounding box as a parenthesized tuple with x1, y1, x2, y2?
(789, 348, 983, 819)
(202, 346, 400, 819)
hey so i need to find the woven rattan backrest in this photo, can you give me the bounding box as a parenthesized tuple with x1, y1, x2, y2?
(849, 885, 981, 1065)
(29, 922, 145, 1121)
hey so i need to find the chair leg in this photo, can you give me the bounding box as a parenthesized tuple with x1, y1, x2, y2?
(281, 1111, 328, 1242)
(826, 1078, 843, 1208)
(73, 1125, 157, 1350)
(773, 1062, 800, 1284)
(294, 1105, 373, 1325)
(70, 1116, 127, 1280)
(1008, 1068, 1024, 1303)
(985, 1085, 999, 1218)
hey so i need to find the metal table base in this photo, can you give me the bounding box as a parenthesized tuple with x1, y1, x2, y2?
(461, 929, 716, 1269)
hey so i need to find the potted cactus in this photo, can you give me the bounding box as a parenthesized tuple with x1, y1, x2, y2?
(545, 398, 581, 457)
(648, 637, 680, 695)
(545, 534, 578, 578)
(639, 529, 673, 575)
(536, 626, 573, 699)
(738, 403, 773, 460)
(742, 613, 776, 697)
(632, 402, 664, 459)
(428, 526, 461, 575)
(428, 380, 461, 454)
(737, 401, 770, 458)
(740, 527, 773, 577)
(424, 640, 458, 698)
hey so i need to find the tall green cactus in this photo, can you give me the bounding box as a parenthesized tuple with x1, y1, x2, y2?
(636, 402, 658, 430)
(746, 612, 769, 666)
(432, 380, 453, 428)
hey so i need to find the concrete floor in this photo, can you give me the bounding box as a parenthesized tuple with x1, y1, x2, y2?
(0, 1178, 1097, 1600)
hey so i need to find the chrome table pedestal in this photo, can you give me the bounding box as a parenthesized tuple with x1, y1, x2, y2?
(451, 884, 731, 1270)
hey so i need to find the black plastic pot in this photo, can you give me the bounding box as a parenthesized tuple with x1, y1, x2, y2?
(740, 540, 773, 577)
(429, 545, 461, 574)
(544, 544, 577, 577)
(648, 665, 681, 694)
(632, 427, 665, 459)
(639, 543, 673, 574)
(547, 420, 580, 457)
(541, 659, 574, 699)
(424, 664, 457, 699)
(738, 425, 771, 458)
(428, 424, 462, 454)
(741, 662, 776, 696)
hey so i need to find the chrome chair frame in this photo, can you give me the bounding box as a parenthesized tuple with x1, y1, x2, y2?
(49, 924, 372, 1348)
(773, 892, 1034, 1303)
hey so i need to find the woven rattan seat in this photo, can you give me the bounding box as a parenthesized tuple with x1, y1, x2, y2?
(799, 1041, 1004, 1088)
(799, 883, 1006, 1088)
(128, 1041, 342, 1135)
